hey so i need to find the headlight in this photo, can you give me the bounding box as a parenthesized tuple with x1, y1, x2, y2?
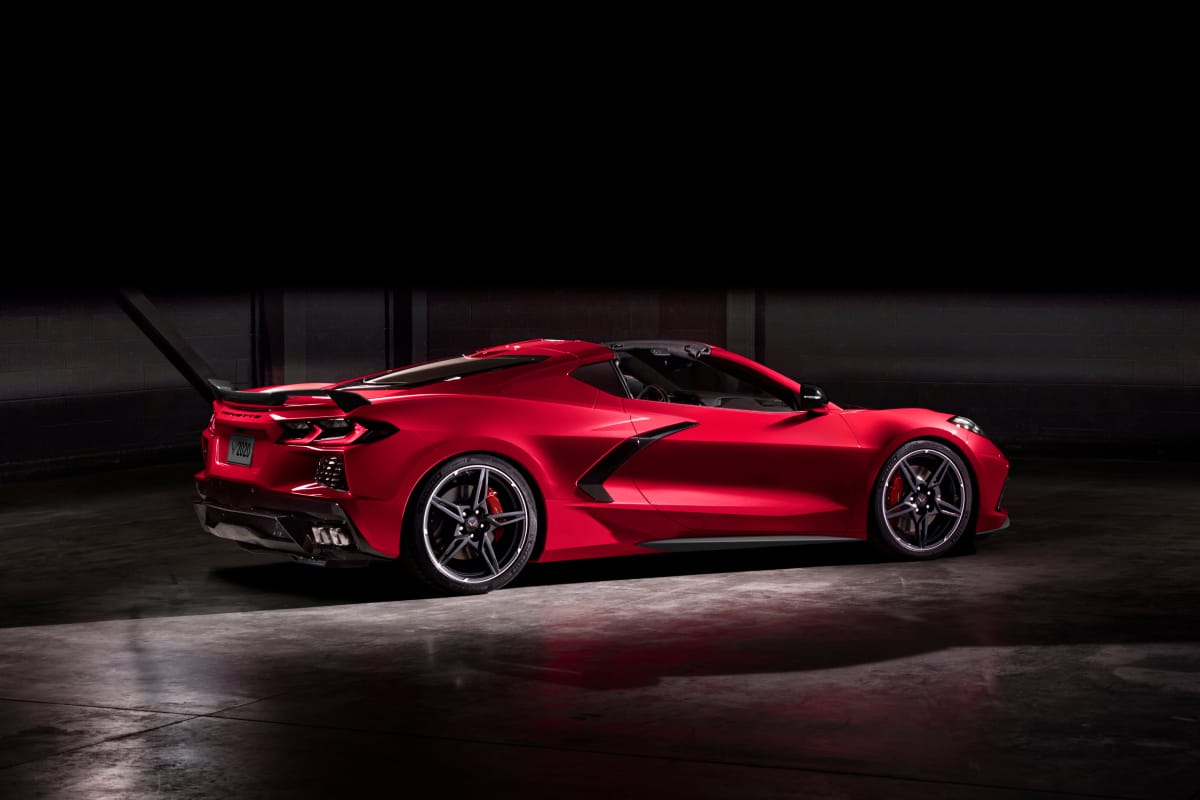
(949, 415, 985, 438)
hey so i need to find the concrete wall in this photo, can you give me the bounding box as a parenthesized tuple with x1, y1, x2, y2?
(0, 291, 249, 475)
(2, 288, 1196, 477)
(763, 291, 1200, 452)
(0, 289, 390, 478)
(280, 289, 388, 383)
(425, 289, 725, 359)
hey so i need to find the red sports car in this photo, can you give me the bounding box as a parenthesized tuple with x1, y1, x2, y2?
(194, 339, 1010, 594)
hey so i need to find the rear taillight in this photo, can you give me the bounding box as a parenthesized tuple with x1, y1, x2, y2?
(314, 419, 353, 439)
(277, 418, 397, 445)
(279, 420, 314, 439)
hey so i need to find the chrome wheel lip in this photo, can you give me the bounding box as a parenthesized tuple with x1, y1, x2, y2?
(879, 448, 967, 554)
(422, 464, 530, 585)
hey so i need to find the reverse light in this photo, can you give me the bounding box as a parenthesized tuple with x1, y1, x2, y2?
(949, 415, 986, 438)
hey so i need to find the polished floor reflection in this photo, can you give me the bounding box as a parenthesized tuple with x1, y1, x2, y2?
(0, 457, 1197, 798)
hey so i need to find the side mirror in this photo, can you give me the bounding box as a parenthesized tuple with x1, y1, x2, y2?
(797, 384, 828, 411)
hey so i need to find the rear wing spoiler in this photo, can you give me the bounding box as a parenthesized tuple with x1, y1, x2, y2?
(209, 380, 370, 413)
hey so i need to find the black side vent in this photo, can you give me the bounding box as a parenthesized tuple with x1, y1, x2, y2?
(578, 422, 697, 502)
(315, 455, 348, 492)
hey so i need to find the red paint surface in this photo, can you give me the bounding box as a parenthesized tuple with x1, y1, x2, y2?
(196, 339, 1009, 561)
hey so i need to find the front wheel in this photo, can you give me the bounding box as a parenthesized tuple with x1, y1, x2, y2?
(871, 440, 973, 559)
(401, 454, 539, 595)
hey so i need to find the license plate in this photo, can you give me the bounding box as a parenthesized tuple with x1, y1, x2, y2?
(227, 434, 255, 466)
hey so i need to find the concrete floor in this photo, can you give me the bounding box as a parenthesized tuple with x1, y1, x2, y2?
(0, 456, 1197, 799)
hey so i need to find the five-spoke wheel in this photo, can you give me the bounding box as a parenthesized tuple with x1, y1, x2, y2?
(872, 440, 973, 559)
(402, 454, 538, 594)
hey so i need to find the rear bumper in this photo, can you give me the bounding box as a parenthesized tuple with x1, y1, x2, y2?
(194, 478, 390, 564)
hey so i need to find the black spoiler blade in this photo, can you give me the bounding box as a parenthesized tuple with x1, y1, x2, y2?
(210, 381, 370, 413)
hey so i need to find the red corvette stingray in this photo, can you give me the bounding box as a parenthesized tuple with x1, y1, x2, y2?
(194, 339, 1010, 594)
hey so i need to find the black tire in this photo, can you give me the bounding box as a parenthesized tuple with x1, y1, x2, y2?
(401, 454, 539, 595)
(870, 439, 973, 560)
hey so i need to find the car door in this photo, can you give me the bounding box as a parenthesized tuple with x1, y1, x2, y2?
(618, 397, 864, 536)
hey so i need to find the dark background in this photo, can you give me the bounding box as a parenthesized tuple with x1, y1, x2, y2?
(2, 287, 1196, 479)
(5, 42, 1192, 477)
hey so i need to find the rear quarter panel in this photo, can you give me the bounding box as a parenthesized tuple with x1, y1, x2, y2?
(345, 387, 643, 557)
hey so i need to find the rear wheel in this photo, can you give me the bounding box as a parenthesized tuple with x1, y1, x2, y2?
(871, 440, 973, 559)
(401, 454, 538, 595)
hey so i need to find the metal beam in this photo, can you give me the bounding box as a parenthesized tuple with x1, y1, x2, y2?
(115, 289, 220, 404)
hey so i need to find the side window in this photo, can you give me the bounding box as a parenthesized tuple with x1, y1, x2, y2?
(699, 356, 794, 409)
(570, 360, 629, 397)
(615, 348, 794, 410)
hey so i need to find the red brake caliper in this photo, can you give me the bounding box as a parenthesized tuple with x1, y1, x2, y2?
(887, 474, 904, 507)
(486, 488, 503, 541)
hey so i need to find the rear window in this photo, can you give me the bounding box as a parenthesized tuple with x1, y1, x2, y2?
(570, 360, 627, 396)
(341, 355, 546, 388)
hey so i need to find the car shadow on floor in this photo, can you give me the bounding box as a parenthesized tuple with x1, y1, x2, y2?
(0, 538, 973, 629)
(211, 541, 895, 601)
(210, 535, 980, 600)
(513, 540, 885, 588)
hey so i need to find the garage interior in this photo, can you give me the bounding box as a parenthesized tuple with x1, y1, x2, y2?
(1, 288, 1197, 799)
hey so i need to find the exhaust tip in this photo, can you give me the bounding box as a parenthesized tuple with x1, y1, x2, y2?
(311, 524, 350, 547)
